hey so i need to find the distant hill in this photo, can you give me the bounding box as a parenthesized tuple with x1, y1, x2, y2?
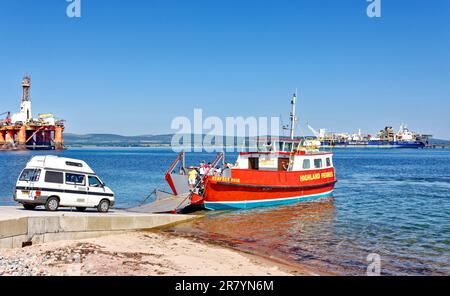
(64, 133, 249, 147)
(428, 138, 450, 145)
(64, 133, 174, 147)
(64, 133, 450, 148)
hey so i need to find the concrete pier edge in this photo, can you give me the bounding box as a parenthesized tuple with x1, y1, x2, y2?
(0, 206, 201, 249)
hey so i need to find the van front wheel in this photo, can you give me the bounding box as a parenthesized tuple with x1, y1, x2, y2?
(45, 197, 59, 212)
(97, 200, 110, 213)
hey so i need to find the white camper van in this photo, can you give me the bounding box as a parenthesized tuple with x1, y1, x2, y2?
(14, 156, 115, 212)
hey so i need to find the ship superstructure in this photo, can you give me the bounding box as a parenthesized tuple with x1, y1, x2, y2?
(308, 124, 430, 148)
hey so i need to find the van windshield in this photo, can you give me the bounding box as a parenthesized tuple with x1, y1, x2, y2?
(89, 176, 103, 187)
(19, 169, 41, 182)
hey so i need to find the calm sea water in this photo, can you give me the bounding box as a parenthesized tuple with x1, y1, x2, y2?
(1, 148, 449, 275)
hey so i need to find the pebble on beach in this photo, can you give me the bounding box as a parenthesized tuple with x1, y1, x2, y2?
(0, 255, 48, 276)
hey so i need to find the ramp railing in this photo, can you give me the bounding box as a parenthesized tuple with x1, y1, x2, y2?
(165, 152, 186, 195)
(136, 152, 225, 213)
(172, 152, 225, 213)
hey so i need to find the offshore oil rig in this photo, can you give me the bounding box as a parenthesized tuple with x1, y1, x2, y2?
(0, 75, 65, 151)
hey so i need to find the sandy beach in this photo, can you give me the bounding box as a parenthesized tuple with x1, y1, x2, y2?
(0, 231, 306, 276)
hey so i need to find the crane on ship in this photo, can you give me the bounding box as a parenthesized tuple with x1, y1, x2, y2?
(0, 111, 11, 125)
(307, 124, 320, 138)
(307, 123, 327, 139)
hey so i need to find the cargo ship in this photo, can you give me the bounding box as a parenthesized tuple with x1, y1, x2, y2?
(307, 124, 430, 149)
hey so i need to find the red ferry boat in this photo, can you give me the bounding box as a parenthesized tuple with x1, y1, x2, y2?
(204, 149, 334, 210)
(138, 93, 336, 213)
(162, 138, 336, 211)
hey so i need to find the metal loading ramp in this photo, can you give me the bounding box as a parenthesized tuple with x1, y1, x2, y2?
(128, 152, 224, 214)
(127, 191, 191, 214)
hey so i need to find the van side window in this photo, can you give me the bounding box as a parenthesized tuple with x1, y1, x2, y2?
(89, 176, 103, 187)
(65, 173, 85, 185)
(45, 171, 64, 184)
(314, 159, 322, 169)
(303, 159, 311, 169)
(326, 157, 331, 167)
(19, 169, 41, 182)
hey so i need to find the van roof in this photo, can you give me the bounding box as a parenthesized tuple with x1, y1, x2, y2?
(26, 156, 95, 175)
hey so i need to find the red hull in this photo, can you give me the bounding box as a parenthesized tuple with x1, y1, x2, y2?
(204, 167, 336, 203)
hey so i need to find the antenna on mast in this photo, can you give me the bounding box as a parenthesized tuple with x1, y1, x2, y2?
(282, 90, 299, 139)
(289, 89, 298, 140)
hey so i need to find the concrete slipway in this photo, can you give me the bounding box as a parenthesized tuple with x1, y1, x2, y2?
(0, 206, 200, 249)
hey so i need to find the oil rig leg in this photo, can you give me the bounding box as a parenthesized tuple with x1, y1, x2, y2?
(0, 131, 5, 148)
(16, 125, 27, 150)
(4, 129, 15, 150)
(54, 126, 64, 150)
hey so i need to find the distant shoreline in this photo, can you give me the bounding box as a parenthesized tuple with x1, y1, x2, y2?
(63, 133, 450, 150)
(64, 145, 252, 149)
(64, 144, 450, 149)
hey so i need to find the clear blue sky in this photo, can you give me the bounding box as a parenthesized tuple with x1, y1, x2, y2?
(0, 0, 449, 138)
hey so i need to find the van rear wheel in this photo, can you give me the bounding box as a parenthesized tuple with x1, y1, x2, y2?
(97, 200, 110, 213)
(45, 197, 59, 212)
(23, 204, 36, 210)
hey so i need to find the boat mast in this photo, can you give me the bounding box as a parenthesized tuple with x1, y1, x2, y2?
(289, 90, 298, 140)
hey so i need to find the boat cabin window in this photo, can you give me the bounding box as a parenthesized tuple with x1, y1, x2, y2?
(326, 157, 331, 167)
(314, 159, 323, 169)
(45, 171, 64, 184)
(19, 169, 41, 182)
(65, 173, 86, 186)
(258, 141, 274, 152)
(278, 142, 284, 152)
(303, 159, 311, 170)
(248, 157, 259, 170)
(284, 142, 293, 152)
